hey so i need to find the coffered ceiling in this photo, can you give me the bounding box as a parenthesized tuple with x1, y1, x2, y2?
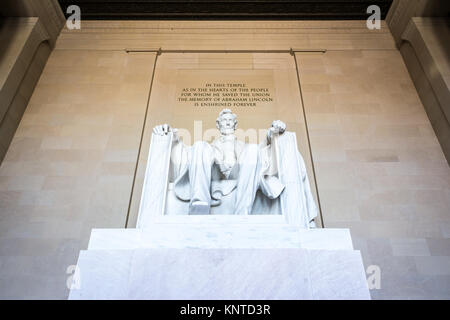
(58, 0, 393, 20)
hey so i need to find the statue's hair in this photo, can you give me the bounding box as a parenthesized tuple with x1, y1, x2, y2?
(216, 109, 237, 129)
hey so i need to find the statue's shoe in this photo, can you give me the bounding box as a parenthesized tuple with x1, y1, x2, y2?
(189, 201, 210, 215)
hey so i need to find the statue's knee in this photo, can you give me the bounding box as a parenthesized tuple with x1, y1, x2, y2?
(193, 141, 210, 149)
(192, 141, 213, 163)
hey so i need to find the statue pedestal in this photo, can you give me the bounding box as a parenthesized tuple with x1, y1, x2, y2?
(68, 216, 371, 299)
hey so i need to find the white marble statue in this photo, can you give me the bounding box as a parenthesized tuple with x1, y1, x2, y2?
(144, 109, 318, 228)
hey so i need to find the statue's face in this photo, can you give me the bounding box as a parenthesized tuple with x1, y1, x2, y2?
(217, 113, 236, 135)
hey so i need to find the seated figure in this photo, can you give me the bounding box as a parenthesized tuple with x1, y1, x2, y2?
(152, 109, 317, 228)
(154, 109, 286, 215)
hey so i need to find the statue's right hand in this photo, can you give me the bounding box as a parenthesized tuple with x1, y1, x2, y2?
(153, 124, 172, 136)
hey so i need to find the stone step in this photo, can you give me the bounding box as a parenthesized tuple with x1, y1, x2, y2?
(69, 248, 370, 300)
(146, 214, 287, 224)
(88, 226, 354, 251)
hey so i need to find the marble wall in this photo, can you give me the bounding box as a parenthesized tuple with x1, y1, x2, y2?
(0, 20, 449, 299)
(2, 0, 65, 48)
(0, 50, 156, 298)
(387, 1, 450, 164)
(296, 50, 450, 299)
(1, 0, 65, 164)
(0, 18, 52, 164)
(386, 0, 449, 47)
(126, 52, 321, 227)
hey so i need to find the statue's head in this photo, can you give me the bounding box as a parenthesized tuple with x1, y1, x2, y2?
(216, 109, 237, 135)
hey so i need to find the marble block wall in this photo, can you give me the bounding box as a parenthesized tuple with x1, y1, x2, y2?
(0, 50, 156, 298)
(387, 1, 450, 164)
(0, 20, 449, 299)
(400, 18, 450, 165)
(1, 1, 66, 164)
(0, 18, 52, 164)
(296, 49, 450, 299)
(2, 0, 65, 48)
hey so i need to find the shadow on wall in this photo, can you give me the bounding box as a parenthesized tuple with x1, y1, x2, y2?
(0, 32, 52, 163)
(0, 18, 21, 74)
(424, 0, 450, 62)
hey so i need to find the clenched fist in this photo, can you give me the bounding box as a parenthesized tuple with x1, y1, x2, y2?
(270, 120, 286, 135)
(267, 120, 286, 144)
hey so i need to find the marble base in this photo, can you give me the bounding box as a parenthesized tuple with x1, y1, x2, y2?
(70, 215, 369, 299)
(88, 226, 354, 251)
(69, 248, 370, 300)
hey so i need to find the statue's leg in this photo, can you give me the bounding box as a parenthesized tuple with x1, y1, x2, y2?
(234, 145, 260, 215)
(188, 141, 214, 214)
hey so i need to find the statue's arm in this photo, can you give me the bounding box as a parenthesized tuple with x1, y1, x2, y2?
(266, 120, 286, 145)
(262, 120, 286, 175)
(153, 123, 184, 147)
(258, 121, 285, 179)
(153, 124, 188, 182)
(258, 120, 287, 191)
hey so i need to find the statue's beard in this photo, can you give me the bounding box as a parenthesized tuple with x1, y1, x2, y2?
(219, 127, 235, 136)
